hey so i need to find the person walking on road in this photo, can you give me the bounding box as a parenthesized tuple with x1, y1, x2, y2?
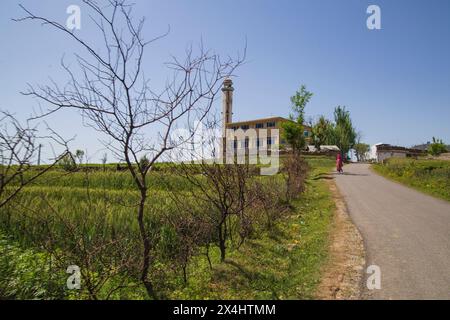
(336, 153, 344, 174)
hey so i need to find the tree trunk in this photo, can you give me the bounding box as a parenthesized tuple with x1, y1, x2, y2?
(182, 264, 188, 286)
(218, 224, 226, 262)
(137, 188, 157, 300)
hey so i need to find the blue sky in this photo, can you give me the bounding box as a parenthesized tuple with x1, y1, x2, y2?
(1, 0, 449, 161)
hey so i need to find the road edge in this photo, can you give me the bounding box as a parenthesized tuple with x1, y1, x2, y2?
(315, 177, 366, 300)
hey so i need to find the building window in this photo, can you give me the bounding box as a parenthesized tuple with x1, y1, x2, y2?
(233, 140, 238, 149)
(267, 137, 273, 145)
(257, 138, 261, 147)
(231, 126, 238, 130)
(266, 121, 276, 128)
(241, 125, 249, 130)
(303, 130, 309, 137)
(244, 138, 249, 148)
(255, 123, 264, 129)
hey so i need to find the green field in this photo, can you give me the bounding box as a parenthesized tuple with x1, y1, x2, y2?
(372, 158, 450, 201)
(0, 156, 336, 300)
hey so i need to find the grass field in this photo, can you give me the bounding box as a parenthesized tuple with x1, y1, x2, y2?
(0, 156, 336, 299)
(372, 158, 450, 202)
(170, 156, 336, 299)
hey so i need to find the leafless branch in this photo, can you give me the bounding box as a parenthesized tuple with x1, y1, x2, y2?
(14, 0, 244, 299)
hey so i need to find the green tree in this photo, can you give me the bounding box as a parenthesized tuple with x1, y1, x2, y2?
(282, 85, 313, 153)
(311, 115, 335, 151)
(354, 143, 370, 162)
(75, 149, 85, 165)
(333, 106, 356, 158)
(428, 137, 447, 156)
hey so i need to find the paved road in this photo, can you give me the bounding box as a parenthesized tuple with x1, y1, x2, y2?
(334, 163, 450, 299)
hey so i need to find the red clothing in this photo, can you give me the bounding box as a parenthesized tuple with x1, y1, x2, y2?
(336, 154, 343, 172)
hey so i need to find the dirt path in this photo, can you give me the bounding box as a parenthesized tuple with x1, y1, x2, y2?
(316, 179, 365, 299)
(334, 163, 450, 299)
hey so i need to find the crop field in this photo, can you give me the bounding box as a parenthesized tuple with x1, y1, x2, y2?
(0, 156, 336, 300)
(372, 158, 450, 201)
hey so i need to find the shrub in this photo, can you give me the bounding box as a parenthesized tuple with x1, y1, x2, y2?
(59, 153, 77, 171)
(282, 152, 309, 202)
(428, 137, 448, 156)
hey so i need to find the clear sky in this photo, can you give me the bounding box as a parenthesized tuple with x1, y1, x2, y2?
(1, 0, 449, 161)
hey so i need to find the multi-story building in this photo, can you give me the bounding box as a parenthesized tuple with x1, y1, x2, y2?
(226, 116, 311, 150)
(221, 78, 312, 152)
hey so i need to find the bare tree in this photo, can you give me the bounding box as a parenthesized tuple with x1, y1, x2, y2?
(167, 121, 257, 262)
(0, 111, 68, 209)
(171, 160, 253, 262)
(282, 152, 308, 202)
(15, 0, 244, 299)
(160, 206, 213, 285)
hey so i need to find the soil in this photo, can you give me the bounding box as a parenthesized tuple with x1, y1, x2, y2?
(315, 178, 365, 300)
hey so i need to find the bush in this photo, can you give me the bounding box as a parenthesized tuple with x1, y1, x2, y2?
(428, 137, 448, 156)
(0, 232, 67, 299)
(58, 153, 77, 171)
(282, 153, 309, 202)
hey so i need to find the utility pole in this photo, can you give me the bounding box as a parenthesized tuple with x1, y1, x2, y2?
(37, 144, 42, 166)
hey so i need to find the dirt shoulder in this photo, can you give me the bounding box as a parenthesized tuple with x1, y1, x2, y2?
(315, 177, 365, 300)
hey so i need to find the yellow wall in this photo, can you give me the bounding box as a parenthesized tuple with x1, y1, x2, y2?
(225, 117, 312, 146)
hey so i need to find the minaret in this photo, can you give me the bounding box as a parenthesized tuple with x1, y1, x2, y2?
(221, 78, 234, 138)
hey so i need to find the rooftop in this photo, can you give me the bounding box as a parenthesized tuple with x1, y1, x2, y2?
(227, 116, 311, 128)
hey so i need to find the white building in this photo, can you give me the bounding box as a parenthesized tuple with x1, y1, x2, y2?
(368, 143, 383, 162)
(369, 143, 423, 163)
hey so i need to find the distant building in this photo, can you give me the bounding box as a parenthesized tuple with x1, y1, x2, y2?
(221, 79, 312, 152)
(369, 143, 425, 163)
(226, 116, 312, 149)
(411, 142, 450, 152)
(307, 145, 340, 157)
